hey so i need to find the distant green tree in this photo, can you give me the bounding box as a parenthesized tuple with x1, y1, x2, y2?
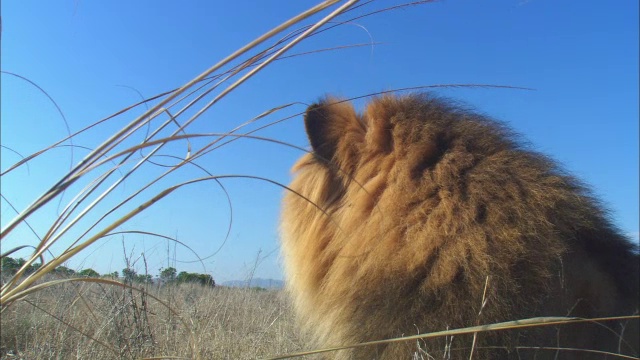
(135, 274, 153, 283)
(1, 256, 20, 275)
(122, 268, 137, 282)
(176, 271, 191, 283)
(159, 267, 177, 282)
(177, 271, 215, 287)
(197, 274, 215, 287)
(15, 258, 27, 269)
(78, 268, 100, 277)
(24, 262, 41, 275)
(33, 263, 41, 271)
(1, 257, 40, 275)
(53, 266, 76, 276)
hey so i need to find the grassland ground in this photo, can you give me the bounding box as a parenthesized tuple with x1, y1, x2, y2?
(0, 279, 302, 359)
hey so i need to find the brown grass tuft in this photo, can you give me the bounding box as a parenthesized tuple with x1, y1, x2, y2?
(0, 281, 301, 359)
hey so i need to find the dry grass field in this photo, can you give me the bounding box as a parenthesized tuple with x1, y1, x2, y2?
(0, 2, 349, 358)
(0, 280, 301, 359)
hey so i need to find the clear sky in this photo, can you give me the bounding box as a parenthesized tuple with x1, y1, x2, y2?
(1, 1, 638, 283)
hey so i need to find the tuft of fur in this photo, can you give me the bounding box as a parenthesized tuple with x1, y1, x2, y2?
(280, 94, 639, 359)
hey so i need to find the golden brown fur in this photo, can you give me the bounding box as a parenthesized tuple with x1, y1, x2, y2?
(280, 94, 639, 359)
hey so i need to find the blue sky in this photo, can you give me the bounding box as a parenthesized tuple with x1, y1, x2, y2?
(1, 1, 638, 282)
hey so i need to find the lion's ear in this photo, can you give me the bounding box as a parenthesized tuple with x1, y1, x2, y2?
(304, 98, 363, 163)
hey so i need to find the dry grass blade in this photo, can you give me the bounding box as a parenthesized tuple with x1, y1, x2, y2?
(1, 71, 74, 168)
(265, 315, 640, 359)
(215, 83, 534, 151)
(4, 278, 196, 355)
(0, 145, 31, 174)
(508, 347, 638, 359)
(22, 298, 119, 356)
(1, 0, 366, 309)
(1, 245, 37, 259)
(203, 0, 361, 108)
(2, 6, 371, 319)
(0, 0, 348, 239)
(0, 41, 376, 175)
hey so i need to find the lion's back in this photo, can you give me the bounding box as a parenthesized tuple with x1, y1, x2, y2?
(280, 94, 639, 359)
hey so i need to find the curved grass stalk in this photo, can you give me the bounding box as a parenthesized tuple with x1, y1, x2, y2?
(0, 37, 382, 180)
(6, 277, 196, 357)
(37, 114, 303, 263)
(0, 173, 333, 306)
(22, 297, 119, 356)
(0, 0, 349, 239)
(1, 71, 74, 168)
(105, 231, 207, 270)
(264, 315, 640, 360)
(1, 4, 362, 303)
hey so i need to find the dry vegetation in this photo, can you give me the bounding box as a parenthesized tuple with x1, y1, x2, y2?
(1, 1, 355, 358)
(0, 280, 301, 359)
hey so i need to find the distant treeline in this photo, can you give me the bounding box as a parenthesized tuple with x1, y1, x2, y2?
(158, 267, 215, 287)
(1, 257, 214, 287)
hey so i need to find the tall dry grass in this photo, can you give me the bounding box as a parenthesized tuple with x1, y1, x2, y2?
(0, 280, 300, 359)
(1, 1, 365, 358)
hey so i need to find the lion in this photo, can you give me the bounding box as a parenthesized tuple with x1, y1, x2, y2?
(279, 93, 639, 359)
